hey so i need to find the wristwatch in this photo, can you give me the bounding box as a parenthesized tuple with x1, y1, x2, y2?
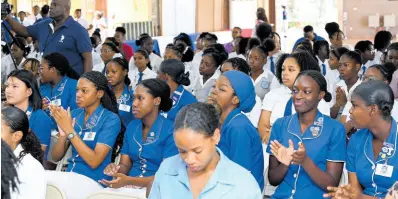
(67, 132, 77, 140)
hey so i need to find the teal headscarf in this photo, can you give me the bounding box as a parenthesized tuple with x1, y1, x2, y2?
(222, 70, 256, 113)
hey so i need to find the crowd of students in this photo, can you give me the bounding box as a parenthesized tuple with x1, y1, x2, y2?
(1, 3, 398, 199)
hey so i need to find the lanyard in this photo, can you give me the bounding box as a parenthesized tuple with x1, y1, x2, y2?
(50, 78, 68, 100)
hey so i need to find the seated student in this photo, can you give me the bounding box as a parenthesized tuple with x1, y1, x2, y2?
(148, 103, 262, 198)
(258, 51, 331, 143)
(224, 27, 242, 54)
(1, 106, 46, 199)
(314, 40, 330, 77)
(386, 43, 398, 99)
(247, 40, 280, 100)
(129, 34, 163, 73)
(212, 57, 262, 128)
(39, 53, 80, 130)
(22, 58, 40, 86)
(5, 70, 52, 153)
(354, 40, 376, 78)
(330, 51, 362, 119)
(267, 70, 346, 199)
(212, 70, 264, 189)
(228, 36, 248, 60)
(105, 57, 135, 126)
(1, 37, 30, 84)
(114, 27, 134, 61)
(193, 47, 224, 102)
(157, 59, 197, 121)
(93, 41, 121, 73)
(264, 32, 283, 75)
(49, 71, 123, 191)
(128, 49, 157, 87)
(326, 47, 350, 105)
(340, 63, 398, 135)
(325, 22, 353, 50)
(99, 79, 178, 193)
(163, 43, 197, 92)
(373, 30, 393, 65)
(292, 25, 325, 51)
(345, 80, 398, 198)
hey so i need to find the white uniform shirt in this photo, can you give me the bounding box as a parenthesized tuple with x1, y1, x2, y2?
(11, 144, 47, 199)
(261, 86, 331, 126)
(128, 53, 163, 74)
(316, 56, 329, 76)
(245, 93, 262, 128)
(183, 61, 199, 93)
(76, 17, 89, 29)
(1, 55, 26, 83)
(332, 79, 362, 107)
(193, 72, 220, 102)
(263, 51, 283, 73)
(128, 67, 157, 88)
(252, 69, 280, 100)
(228, 52, 246, 60)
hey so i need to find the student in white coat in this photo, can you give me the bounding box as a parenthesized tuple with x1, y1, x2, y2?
(1, 106, 46, 199)
(1, 37, 29, 84)
(128, 49, 157, 88)
(193, 47, 225, 102)
(247, 41, 280, 101)
(258, 51, 331, 143)
(128, 34, 163, 73)
(330, 51, 362, 119)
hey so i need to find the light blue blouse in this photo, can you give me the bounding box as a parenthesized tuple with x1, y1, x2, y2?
(148, 148, 262, 199)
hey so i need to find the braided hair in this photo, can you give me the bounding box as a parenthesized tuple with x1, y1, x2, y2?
(42, 52, 80, 80)
(368, 63, 396, 84)
(107, 57, 131, 86)
(221, 57, 251, 75)
(2, 106, 44, 163)
(296, 70, 332, 102)
(1, 140, 20, 199)
(202, 47, 224, 68)
(80, 71, 126, 161)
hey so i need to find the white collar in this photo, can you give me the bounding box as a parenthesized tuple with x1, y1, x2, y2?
(253, 69, 272, 85)
(137, 67, 152, 75)
(13, 144, 23, 157)
(200, 71, 220, 86)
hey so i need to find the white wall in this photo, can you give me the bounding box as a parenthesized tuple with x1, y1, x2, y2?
(229, 0, 257, 29)
(162, 0, 196, 36)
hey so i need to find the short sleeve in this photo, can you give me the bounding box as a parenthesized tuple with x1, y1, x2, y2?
(75, 25, 91, 54)
(270, 75, 280, 90)
(326, 123, 346, 162)
(120, 122, 133, 155)
(262, 91, 277, 111)
(30, 111, 52, 146)
(162, 128, 178, 159)
(346, 133, 360, 172)
(148, 160, 167, 199)
(97, 114, 121, 148)
(26, 20, 48, 40)
(227, 126, 254, 170)
(266, 118, 282, 154)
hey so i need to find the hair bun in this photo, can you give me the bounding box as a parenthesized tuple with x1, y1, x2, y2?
(324, 91, 332, 103)
(380, 100, 393, 116)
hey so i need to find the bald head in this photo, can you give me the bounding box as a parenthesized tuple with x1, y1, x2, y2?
(50, 0, 71, 21)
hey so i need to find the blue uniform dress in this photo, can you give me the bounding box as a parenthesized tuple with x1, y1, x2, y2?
(219, 108, 265, 190)
(121, 114, 177, 177)
(148, 148, 262, 199)
(26, 17, 91, 74)
(40, 76, 78, 130)
(347, 119, 398, 198)
(117, 84, 135, 126)
(266, 111, 346, 199)
(161, 85, 197, 121)
(25, 105, 52, 148)
(66, 105, 121, 182)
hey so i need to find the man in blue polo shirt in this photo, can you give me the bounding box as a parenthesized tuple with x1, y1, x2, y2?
(4, 0, 92, 75)
(292, 25, 325, 51)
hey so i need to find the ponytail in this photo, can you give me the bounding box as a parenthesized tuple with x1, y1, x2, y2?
(20, 129, 43, 163)
(80, 71, 126, 161)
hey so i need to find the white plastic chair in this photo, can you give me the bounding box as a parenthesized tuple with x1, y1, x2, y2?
(86, 191, 146, 199)
(56, 146, 72, 171)
(46, 183, 67, 199)
(47, 136, 60, 164)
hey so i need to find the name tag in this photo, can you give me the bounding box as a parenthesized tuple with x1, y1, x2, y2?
(83, 132, 96, 141)
(119, 104, 131, 112)
(51, 99, 62, 106)
(375, 163, 393, 178)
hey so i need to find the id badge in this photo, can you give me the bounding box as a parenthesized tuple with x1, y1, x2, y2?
(51, 99, 62, 106)
(83, 132, 96, 141)
(119, 104, 131, 112)
(375, 163, 393, 178)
